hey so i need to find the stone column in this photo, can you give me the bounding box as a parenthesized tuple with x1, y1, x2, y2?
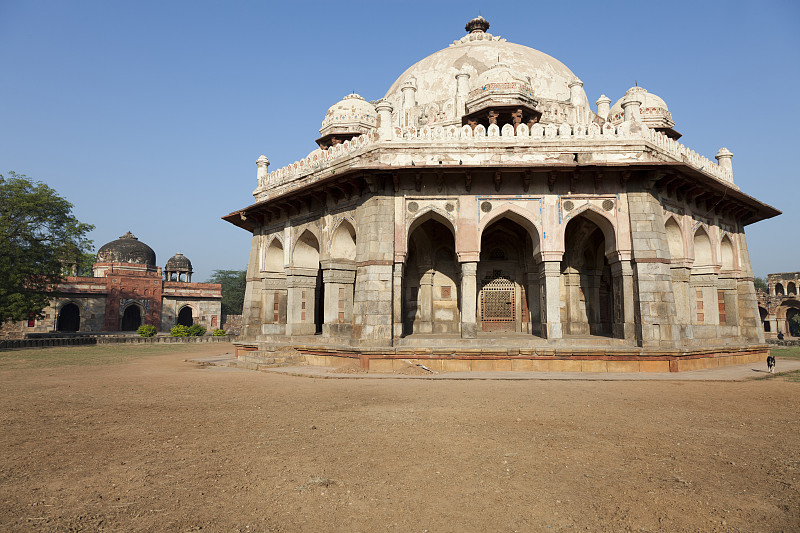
(621, 95, 642, 122)
(527, 271, 541, 336)
(262, 274, 287, 335)
(376, 100, 394, 140)
(460, 261, 477, 338)
(242, 232, 265, 339)
(285, 268, 319, 336)
(256, 155, 269, 188)
(455, 71, 470, 118)
(416, 269, 434, 334)
(610, 259, 636, 341)
(321, 261, 356, 338)
(539, 261, 562, 339)
(715, 148, 733, 174)
(401, 78, 417, 128)
(596, 95, 611, 122)
(393, 262, 404, 338)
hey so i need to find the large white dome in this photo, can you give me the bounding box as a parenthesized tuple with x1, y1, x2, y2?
(383, 20, 585, 113)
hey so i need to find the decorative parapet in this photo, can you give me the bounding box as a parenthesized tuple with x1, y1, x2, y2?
(253, 121, 735, 199)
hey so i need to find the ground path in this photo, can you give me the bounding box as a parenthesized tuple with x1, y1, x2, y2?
(1, 342, 798, 531)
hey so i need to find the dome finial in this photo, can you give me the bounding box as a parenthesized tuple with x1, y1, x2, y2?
(465, 15, 490, 34)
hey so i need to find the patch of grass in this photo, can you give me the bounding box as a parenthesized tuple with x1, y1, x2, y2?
(0, 343, 193, 370)
(754, 369, 800, 382)
(769, 346, 800, 360)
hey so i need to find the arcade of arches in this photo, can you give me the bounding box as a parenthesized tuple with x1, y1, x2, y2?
(758, 272, 800, 338)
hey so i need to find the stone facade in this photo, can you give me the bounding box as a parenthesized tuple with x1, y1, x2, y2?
(757, 273, 800, 337)
(2, 232, 222, 337)
(224, 18, 779, 368)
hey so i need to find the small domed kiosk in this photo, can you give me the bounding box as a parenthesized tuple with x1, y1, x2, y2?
(165, 253, 193, 282)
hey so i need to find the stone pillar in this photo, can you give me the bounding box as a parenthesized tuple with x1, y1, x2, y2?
(539, 261, 562, 339)
(416, 269, 434, 334)
(285, 268, 319, 336)
(455, 70, 470, 118)
(376, 100, 394, 140)
(626, 187, 680, 348)
(621, 95, 642, 122)
(527, 271, 541, 336)
(460, 261, 477, 338)
(596, 95, 611, 122)
(400, 78, 417, 127)
(242, 232, 265, 339)
(610, 259, 636, 341)
(321, 261, 356, 338)
(256, 155, 269, 188)
(393, 262, 404, 338)
(261, 274, 287, 335)
(715, 147, 733, 174)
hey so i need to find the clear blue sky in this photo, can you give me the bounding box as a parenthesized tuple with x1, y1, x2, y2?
(1, 1, 798, 281)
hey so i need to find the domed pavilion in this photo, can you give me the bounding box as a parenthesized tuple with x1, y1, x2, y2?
(224, 17, 779, 372)
(17, 232, 221, 334)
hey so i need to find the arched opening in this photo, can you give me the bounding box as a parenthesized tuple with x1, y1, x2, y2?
(177, 306, 193, 327)
(330, 221, 357, 261)
(403, 218, 459, 335)
(786, 307, 800, 337)
(693, 228, 713, 267)
(776, 283, 785, 296)
(56, 303, 80, 332)
(478, 216, 539, 334)
(789, 282, 797, 296)
(665, 217, 684, 261)
(121, 305, 142, 331)
(562, 214, 616, 337)
(292, 230, 323, 334)
(759, 306, 770, 332)
(720, 236, 734, 271)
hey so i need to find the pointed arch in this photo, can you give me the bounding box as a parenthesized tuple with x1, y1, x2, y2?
(693, 227, 713, 267)
(264, 236, 285, 273)
(56, 301, 81, 332)
(407, 208, 456, 245)
(665, 215, 685, 261)
(478, 204, 542, 258)
(720, 234, 735, 271)
(292, 229, 320, 269)
(330, 219, 357, 261)
(564, 204, 618, 258)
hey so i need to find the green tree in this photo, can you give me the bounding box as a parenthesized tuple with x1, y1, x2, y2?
(207, 269, 246, 315)
(0, 172, 94, 323)
(753, 277, 768, 292)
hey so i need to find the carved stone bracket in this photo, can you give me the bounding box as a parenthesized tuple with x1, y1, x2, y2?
(493, 171, 502, 192)
(523, 169, 531, 192)
(465, 171, 472, 192)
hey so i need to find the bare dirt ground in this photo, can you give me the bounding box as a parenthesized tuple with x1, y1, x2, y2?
(1, 343, 798, 532)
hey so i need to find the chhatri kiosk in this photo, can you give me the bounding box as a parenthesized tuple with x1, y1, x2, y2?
(224, 17, 779, 372)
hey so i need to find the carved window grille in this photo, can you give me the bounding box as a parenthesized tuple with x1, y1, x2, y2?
(480, 274, 515, 332)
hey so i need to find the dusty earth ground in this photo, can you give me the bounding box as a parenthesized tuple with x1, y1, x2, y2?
(1, 343, 798, 532)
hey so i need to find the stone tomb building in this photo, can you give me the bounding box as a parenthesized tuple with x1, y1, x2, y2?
(224, 18, 779, 372)
(17, 232, 222, 335)
(757, 273, 800, 337)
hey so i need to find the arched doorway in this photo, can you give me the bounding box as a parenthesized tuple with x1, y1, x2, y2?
(57, 303, 80, 332)
(562, 213, 615, 337)
(121, 305, 142, 331)
(759, 306, 770, 332)
(786, 308, 800, 337)
(478, 216, 538, 334)
(177, 306, 193, 326)
(403, 217, 459, 335)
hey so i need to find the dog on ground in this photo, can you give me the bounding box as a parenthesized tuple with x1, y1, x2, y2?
(767, 354, 776, 373)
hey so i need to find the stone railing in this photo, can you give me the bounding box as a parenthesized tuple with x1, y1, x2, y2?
(255, 120, 734, 197)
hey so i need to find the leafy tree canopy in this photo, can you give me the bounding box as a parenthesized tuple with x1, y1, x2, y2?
(207, 269, 246, 316)
(0, 172, 94, 323)
(753, 277, 768, 292)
